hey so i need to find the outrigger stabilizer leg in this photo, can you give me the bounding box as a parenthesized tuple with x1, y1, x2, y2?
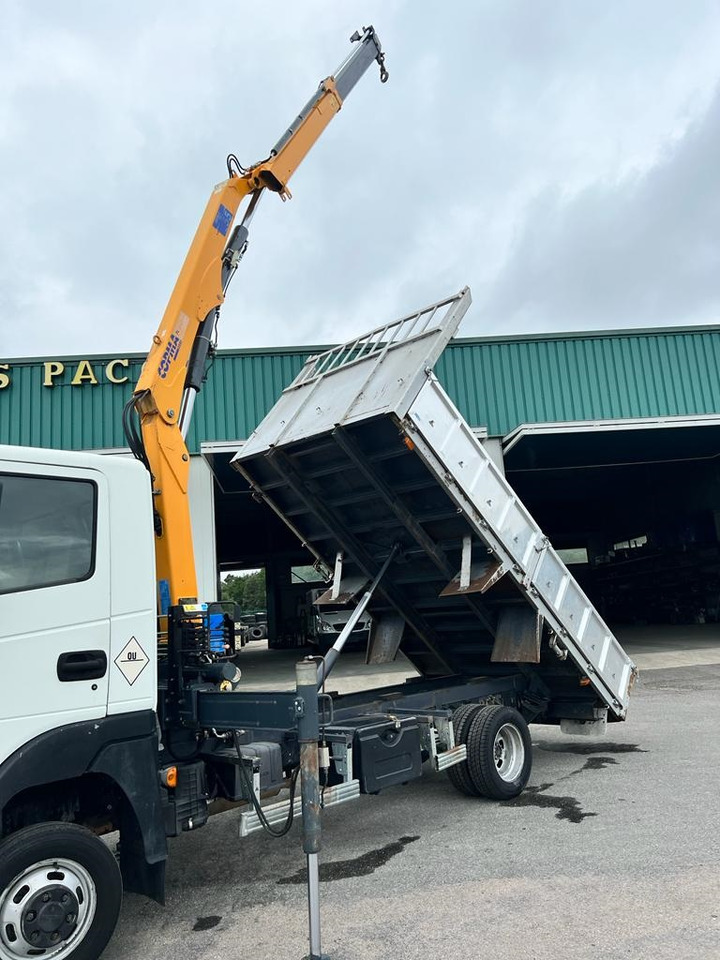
(296, 658, 328, 960)
(297, 543, 399, 957)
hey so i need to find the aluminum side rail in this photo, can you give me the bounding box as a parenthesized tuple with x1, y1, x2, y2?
(404, 375, 637, 715)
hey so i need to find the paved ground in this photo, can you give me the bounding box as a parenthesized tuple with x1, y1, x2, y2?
(199, 623, 720, 694)
(104, 628, 720, 960)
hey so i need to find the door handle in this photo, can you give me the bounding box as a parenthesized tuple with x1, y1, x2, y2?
(57, 650, 108, 682)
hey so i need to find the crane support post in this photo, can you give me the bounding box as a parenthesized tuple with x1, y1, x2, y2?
(133, 177, 253, 605)
(128, 26, 388, 609)
(135, 177, 253, 417)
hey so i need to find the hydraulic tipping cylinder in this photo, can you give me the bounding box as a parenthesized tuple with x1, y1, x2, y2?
(316, 543, 399, 689)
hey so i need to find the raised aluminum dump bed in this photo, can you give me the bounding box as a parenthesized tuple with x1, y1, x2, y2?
(233, 289, 637, 722)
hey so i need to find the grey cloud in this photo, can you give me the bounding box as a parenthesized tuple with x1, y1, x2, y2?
(0, 0, 719, 358)
(481, 83, 720, 332)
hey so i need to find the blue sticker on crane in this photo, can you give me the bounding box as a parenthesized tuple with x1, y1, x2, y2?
(159, 579, 171, 616)
(213, 203, 233, 236)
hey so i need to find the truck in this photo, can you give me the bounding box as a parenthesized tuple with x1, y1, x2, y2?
(0, 29, 637, 960)
(305, 587, 372, 652)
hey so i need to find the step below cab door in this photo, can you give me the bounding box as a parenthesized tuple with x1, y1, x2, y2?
(0, 464, 110, 766)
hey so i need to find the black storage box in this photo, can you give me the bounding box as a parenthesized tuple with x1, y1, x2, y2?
(163, 760, 209, 836)
(207, 742, 284, 801)
(327, 714, 423, 794)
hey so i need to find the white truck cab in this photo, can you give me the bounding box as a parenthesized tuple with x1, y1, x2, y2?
(0, 446, 162, 960)
(0, 446, 157, 762)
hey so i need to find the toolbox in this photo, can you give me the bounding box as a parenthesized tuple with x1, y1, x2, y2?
(326, 714, 423, 794)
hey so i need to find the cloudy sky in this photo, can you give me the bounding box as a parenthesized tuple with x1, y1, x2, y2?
(1, 1, 719, 359)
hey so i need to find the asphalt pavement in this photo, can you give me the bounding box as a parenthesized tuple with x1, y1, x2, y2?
(103, 627, 720, 960)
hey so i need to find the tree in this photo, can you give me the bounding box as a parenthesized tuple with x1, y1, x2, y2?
(221, 568, 266, 613)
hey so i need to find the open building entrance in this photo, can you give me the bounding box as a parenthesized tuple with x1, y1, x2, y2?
(204, 415, 720, 652)
(503, 416, 720, 626)
(205, 444, 327, 649)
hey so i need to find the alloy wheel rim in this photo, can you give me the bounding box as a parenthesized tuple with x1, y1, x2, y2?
(0, 858, 97, 959)
(493, 723, 525, 782)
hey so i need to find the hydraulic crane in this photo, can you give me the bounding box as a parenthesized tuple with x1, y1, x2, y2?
(0, 26, 636, 960)
(123, 27, 388, 611)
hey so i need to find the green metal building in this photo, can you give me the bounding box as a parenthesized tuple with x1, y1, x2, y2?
(3, 325, 720, 450)
(2, 323, 720, 625)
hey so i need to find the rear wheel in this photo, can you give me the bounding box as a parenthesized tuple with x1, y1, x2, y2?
(0, 822, 122, 960)
(465, 705, 532, 800)
(446, 703, 483, 797)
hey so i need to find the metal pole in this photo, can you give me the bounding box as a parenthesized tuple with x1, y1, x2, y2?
(316, 543, 400, 689)
(295, 659, 328, 960)
(306, 852, 321, 958)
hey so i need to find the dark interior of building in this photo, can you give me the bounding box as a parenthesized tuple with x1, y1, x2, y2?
(205, 421, 720, 649)
(206, 450, 320, 646)
(505, 424, 720, 625)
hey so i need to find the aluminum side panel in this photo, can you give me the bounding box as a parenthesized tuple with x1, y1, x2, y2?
(234, 289, 471, 462)
(407, 378, 636, 715)
(238, 336, 437, 458)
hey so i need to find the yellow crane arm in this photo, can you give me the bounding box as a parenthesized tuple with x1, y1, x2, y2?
(125, 27, 388, 611)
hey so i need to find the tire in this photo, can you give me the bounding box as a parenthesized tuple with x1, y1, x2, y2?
(0, 822, 122, 960)
(446, 703, 484, 797)
(465, 705, 532, 800)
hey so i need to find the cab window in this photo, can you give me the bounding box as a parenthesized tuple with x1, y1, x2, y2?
(0, 473, 96, 594)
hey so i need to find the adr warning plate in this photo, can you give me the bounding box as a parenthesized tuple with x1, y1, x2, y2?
(114, 637, 149, 686)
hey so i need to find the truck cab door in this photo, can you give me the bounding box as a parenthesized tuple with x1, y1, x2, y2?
(0, 464, 111, 766)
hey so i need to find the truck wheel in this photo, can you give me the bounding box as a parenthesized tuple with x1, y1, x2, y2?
(465, 705, 532, 800)
(0, 822, 122, 960)
(446, 703, 483, 797)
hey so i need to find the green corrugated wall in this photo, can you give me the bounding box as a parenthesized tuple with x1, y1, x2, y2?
(2, 326, 719, 452)
(436, 328, 720, 436)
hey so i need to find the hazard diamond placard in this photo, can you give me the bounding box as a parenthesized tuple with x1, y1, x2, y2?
(114, 637, 149, 686)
